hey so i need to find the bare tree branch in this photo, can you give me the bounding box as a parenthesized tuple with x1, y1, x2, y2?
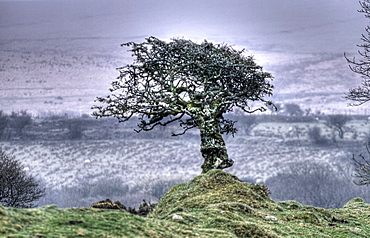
(345, 0, 370, 106)
(352, 144, 370, 186)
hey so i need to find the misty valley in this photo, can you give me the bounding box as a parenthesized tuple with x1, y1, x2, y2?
(0, 110, 369, 209)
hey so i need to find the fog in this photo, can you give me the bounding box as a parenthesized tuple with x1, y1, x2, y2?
(1, 0, 365, 51)
(0, 0, 368, 114)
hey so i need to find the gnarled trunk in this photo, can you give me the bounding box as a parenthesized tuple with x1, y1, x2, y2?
(199, 117, 234, 173)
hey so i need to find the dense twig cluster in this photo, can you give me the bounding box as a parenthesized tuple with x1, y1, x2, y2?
(352, 144, 370, 186)
(0, 149, 45, 208)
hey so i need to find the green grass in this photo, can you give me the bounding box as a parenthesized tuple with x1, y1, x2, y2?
(0, 205, 229, 237)
(2, 170, 370, 237)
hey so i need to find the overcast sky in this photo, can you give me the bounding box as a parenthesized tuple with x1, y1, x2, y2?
(0, 0, 369, 114)
(0, 0, 366, 53)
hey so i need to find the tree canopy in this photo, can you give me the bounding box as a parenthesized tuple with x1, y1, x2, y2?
(93, 37, 274, 173)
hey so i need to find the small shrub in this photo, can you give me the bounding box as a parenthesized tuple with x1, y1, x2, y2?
(307, 126, 329, 145)
(0, 149, 45, 208)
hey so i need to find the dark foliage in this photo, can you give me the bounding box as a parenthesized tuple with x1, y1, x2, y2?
(0, 149, 45, 208)
(282, 103, 304, 117)
(126, 200, 156, 216)
(307, 126, 329, 145)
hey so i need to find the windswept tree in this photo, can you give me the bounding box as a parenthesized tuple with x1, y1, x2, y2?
(345, 0, 370, 105)
(93, 37, 274, 173)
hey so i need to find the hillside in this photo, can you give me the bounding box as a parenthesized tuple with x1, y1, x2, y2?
(1, 170, 369, 237)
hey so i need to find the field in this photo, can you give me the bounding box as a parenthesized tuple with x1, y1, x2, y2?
(0, 114, 369, 208)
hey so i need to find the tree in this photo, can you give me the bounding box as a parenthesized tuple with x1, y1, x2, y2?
(239, 114, 259, 136)
(351, 144, 370, 186)
(282, 103, 304, 117)
(345, 0, 370, 105)
(0, 149, 45, 208)
(93, 37, 274, 173)
(324, 114, 350, 140)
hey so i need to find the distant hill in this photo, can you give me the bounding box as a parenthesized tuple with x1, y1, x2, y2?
(0, 0, 367, 115)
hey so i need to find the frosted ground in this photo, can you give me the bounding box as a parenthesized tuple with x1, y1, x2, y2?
(0, 119, 367, 189)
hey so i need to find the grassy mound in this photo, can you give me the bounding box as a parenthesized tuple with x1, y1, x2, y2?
(150, 169, 370, 237)
(1, 169, 370, 237)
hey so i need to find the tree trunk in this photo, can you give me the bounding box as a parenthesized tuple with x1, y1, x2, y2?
(198, 117, 234, 173)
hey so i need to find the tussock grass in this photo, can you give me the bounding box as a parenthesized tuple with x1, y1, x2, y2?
(1, 170, 370, 237)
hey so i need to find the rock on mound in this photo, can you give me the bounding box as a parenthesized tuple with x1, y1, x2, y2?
(91, 199, 155, 217)
(91, 199, 127, 210)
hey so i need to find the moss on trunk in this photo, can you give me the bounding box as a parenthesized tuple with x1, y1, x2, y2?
(198, 116, 234, 173)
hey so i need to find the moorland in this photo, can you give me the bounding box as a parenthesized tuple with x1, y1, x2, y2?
(0, 111, 369, 209)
